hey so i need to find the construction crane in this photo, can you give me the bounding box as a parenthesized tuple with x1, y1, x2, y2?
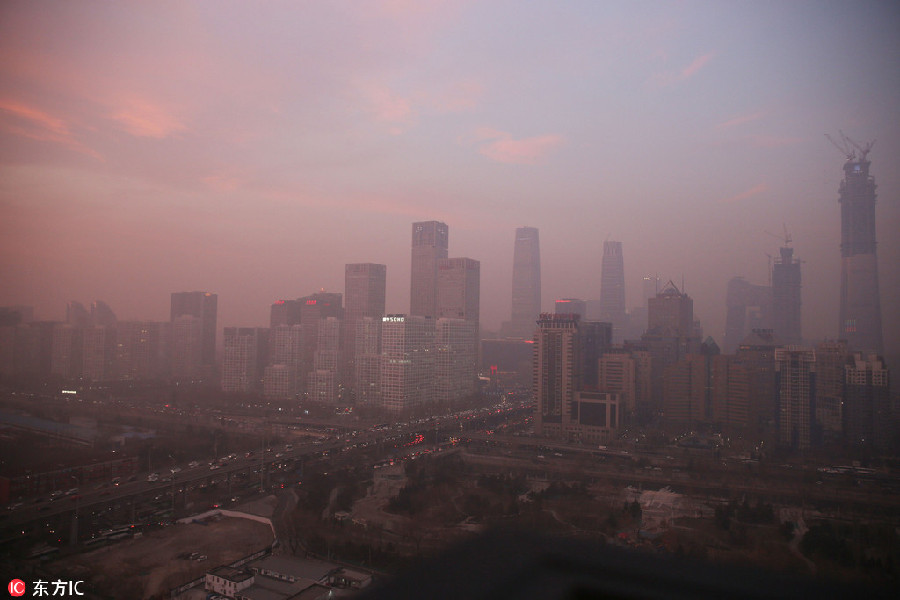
(764, 223, 792, 247)
(825, 131, 875, 162)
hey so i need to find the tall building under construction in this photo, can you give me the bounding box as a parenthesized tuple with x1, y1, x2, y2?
(834, 139, 883, 354)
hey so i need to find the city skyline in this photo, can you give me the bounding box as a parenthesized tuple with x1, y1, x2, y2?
(1, 2, 898, 363)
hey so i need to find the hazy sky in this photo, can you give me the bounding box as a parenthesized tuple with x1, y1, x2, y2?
(1, 1, 898, 359)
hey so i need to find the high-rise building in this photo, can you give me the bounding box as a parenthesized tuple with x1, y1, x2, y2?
(844, 352, 891, 450)
(735, 329, 779, 438)
(116, 321, 169, 380)
(772, 245, 802, 346)
(436, 258, 480, 322)
(410, 221, 449, 318)
(555, 299, 587, 319)
(435, 318, 479, 402)
(647, 282, 693, 337)
(82, 325, 116, 381)
(344, 264, 387, 403)
(381, 315, 435, 412)
(222, 327, 269, 393)
(170, 291, 218, 379)
(534, 313, 580, 439)
(723, 277, 772, 354)
(297, 291, 342, 396)
(533, 313, 620, 444)
(354, 316, 383, 405)
(263, 324, 302, 399)
(509, 227, 541, 338)
(50, 323, 82, 379)
(310, 317, 341, 403)
(775, 346, 817, 450)
(269, 299, 302, 328)
(814, 340, 849, 441)
(599, 241, 626, 339)
(837, 149, 883, 354)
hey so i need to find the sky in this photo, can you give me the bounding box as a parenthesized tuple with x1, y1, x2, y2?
(1, 1, 898, 361)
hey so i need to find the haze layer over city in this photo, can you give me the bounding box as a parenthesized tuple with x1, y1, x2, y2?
(1, 1, 898, 365)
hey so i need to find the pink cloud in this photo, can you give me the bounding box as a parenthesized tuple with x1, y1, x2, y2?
(109, 95, 186, 139)
(0, 98, 103, 159)
(681, 52, 714, 78)
(720, 182, 769, 203)
(468, 128, 564, 165)
(647, 52, 715, 88)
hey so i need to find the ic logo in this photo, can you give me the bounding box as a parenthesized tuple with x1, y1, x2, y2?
(8, 579, 26, 596)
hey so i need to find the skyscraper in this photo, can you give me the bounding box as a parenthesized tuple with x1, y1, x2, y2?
(772, 245, 802, 346)
(344, 263, 387, 403)
(775, 346, 817, 450)
(170, 291, 218, 379)
(533, 313, 620, 443)
(836, 148, 883, 354)
(599, 241, 626, 338)
(436, 257, 480, 321)
(723, 276, 772, 354)
(410, 221, 449, 318)
(381, 315, 435, 412)
(222, 327, 268, 393)
(509, 227, 541, 338)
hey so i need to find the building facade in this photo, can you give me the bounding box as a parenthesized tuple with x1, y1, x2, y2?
(837, 153, 883, 354)
(381, 315, 435, 412)
(509, 226, 541, 338)
(410, 221, 449, 318)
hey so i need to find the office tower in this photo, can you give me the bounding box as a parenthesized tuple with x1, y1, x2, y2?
(599, 241, 626, 339)
(509, 227, 541, 338)
(844, 352, 891, 450)
(82, 325, 116, 381)
(50, 323, 82, 379)
(344, 264, 387, 402)
(534, 313, 580, 439)
(90, 300, 117, 328)
(435, 318, 479, 402)
(579, 320, 612, 390)
(0, 305, 34, 326)
(170, 315, 203, 380)
(836, 150, 884, 354)
(735, 329, 779, 438)
(772, 245, 802, 346)
(599, 352, 637, 416)
(270, 299, 303, 328)
(410, 221, 449, 318)
(264, 324, 302, 399)
(381, 315, 435, 412)
(555, 298, 587, 318)
(310, 317, 341, 403)
(662, 338, 748, 428)
(648, 282, 693, 337)
(775, 347, 817, 450)
(222, 327, 268, 393)
(640, 282, 699, 419)
(533, 313, 620, 443)
(0, 320, 54, 378)
(116, 321, 169, 380)
(66, 301, 90, 327)
(437, 258, 480, 321)
(354, 317, 383, 405)
(815, 340, 849, 441)
(295, 291, 342, 395)
(170, 291, 218, 379)
(723, 277, 772, 354)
